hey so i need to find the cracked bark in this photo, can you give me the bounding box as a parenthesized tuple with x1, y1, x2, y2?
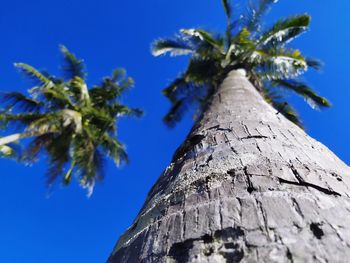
(107, 70, 350, 263)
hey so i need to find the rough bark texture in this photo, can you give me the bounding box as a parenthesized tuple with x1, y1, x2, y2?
(108, 70, 350, 263)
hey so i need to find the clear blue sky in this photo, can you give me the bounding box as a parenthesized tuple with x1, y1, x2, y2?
(0, 1, 349, 262)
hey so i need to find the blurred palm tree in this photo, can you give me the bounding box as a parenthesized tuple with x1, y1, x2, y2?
(0, 46, 142, 195)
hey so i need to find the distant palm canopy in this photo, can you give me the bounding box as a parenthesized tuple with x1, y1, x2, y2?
(0, 46, 141, 195)
(152, 0, 330, 128)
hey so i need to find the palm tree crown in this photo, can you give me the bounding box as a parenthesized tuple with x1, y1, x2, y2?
(152, 0, 330, 128)
(0, 46, 142, 195)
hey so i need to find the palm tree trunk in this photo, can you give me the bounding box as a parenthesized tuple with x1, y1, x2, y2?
(108, 70, 350, 263)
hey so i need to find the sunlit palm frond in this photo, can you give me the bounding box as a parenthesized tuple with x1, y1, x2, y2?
(14, 63, 53, 88)
(152, 37, 195, 57)
(258, 14, 310, 47)
(180, 29, 224, 54)
(247, 0, 279, 32)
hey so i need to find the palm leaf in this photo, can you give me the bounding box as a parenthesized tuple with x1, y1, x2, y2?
(273, 100, 303, 128)
(110, 104, 143, 118)
(0, 92, 43, 112)
(274, 79, 330, 109)
(14, 63, 53, 87)
(258, 49, 308, 79)
(221, 0, 233, 42)
(259, 15, 310, 47)
(45, 132, 72, 186)
(100, 134, 128, 166)
(111, 68, 127, 82)
(306, 58, 323, 70)
(247, 0, 279, 32)
(152, 38, 194, 57)
(0, 145, 15, 157)
(221, 0, 232, 20)
(180, 29, 224, 53)
(60, 45, 86, 79)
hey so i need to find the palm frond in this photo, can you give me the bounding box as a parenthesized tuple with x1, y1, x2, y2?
(163, 81, 207, 127)
(111, 68, 127, 82)
(0, 145, 15, 157)
(71, 135, 105, 196)
(22, 133, 54, 163)
(221, 0, 233, 42)
(273, 100, 303, 128)
(110, 104, 143, 118)
(45, 132, 72, 186)
(152, 38, 194, 57)
(258, 49, 308, 79)
(0, 92, 43, 112)
(273, 79, 330, 109)
(0, 113, 45, 129)
(68, 76, 90, 104)
(258, 14, 310, 47)
(14, 63, 53, 87)
(221, 0, 232, 20)
(247, 0, 279, 32)
(100, 134, 128, 166)
(306, 58, 323, 71)
(60, 45, 86, 79)
(41, 84, 75, 109)
(180, 29, 224, 53)
(186, 58, 222, 85)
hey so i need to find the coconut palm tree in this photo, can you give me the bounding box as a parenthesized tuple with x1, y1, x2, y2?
(0, 46, 141, 195)
(152, 0, 329, 128)
(108, 1, 350, 262)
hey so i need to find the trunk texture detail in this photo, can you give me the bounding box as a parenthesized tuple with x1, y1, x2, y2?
(108, 70, 350, 263)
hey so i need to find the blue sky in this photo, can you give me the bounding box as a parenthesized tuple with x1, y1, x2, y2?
(0, 1, 349, 262)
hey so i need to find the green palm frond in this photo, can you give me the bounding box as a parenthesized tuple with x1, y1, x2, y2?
(258, 15, 310, 47)
(162, 79, 207, 127)
(100, 134, 128, 166)
(0, 92, 43, 112)
(247, 0, 278, 32)
(0, 113, 45, 128)
(68, 76, 90, 104)
(221, 0, 232, 20)
(273, 100, 302, 128)
(257, 49, 308, 79)
(152, 38, 195, 57)
(14, 63, 53, 87)
(43, 131, 72, 186)
(110, 104, 143, 118)
(111, 68, 126, 82)
(181, 29, 224, 53)
(273, 79, 330, 109)
(60, 45, 86, 79)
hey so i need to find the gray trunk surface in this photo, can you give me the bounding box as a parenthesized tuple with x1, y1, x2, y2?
(108, 70, 350, 263)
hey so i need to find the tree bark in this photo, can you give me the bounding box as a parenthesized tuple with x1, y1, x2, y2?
(108, 70, 350, 263)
